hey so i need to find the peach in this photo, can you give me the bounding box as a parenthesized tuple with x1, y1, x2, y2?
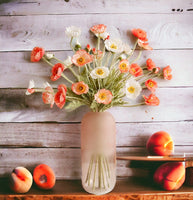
(33, 164, 55, 190)
(10, 167, 33, 193)
(146, 131, 174, 156)
(154, 162, 185, 190)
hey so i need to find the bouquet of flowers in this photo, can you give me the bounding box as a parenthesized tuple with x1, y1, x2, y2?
(27, 24, 172, 194)
(27, 24, 172, 112)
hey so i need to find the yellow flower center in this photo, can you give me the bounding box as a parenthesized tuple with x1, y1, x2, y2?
(131, 68, 136, 73)
(120, 63, 127, 69)
(148, 82, 154, 87)
(110, 43, 117, 49)
(99, 93, 107, 100)
(77, 57, 85, 65)
(78, 85, 85, 92)
(96, 69, 104, 75)
(127, 86, 135, 94)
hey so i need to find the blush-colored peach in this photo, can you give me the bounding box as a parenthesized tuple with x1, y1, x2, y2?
(10, 167, 33, 193)
(33, 164, 55, 190)
(146, 131, 174, 156)
(154, 162, 185, 191)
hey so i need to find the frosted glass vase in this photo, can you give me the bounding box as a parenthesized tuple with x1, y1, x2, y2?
(81, 111, 116, 195)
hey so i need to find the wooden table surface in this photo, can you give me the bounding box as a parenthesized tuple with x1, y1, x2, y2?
(1, 178, 193, 200)
(0, 0, 193, 190)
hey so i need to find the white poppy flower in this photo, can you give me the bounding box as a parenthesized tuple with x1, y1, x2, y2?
(65, 26, 81, 38)
(125, 78, 142, 100)
(123, 43, 132, 55)
(90, 67, 110, 79)
(95, 32, 109, 40)
(45, 53, 54, 60)
(64, 56, 72, 66)
(104, 38, 123, 53)
(26, 80, 35, 95)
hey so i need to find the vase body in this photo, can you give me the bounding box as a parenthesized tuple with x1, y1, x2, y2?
(81, 111, 116, 195)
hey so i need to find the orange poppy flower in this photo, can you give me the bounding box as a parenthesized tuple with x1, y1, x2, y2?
(143, 94, 160, 106)
(138, 40, 153, 50)
(51, 63, 65, 81)
(58, 84, 67, 94)
(132, 29, 147, 41)
(90, 24, 107, 34)
(71, 81, 89, 95)
(72, 50, 93, 67)
(119, 59, 130, 73)
(145, 79, 158, 93)
(146, 58, 156, 71)
(54, 84, 67, 109)
(95, 89, 113, 105)
(42, 85, 54, 108)
(129, 63, 143, 77)
(31, 47, 45, 62)
(163, 66, 172, 80)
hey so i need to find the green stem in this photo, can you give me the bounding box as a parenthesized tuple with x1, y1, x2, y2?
(85, 64, 91, 85)
(101, 44, 106, 66)
(88, 63, 92, 70)
(101, 156, 106, 189)
(34, 88, 46, 93)
(70, 37, 75, 52)
(104, 52, 112, 67)
(98, 78, 101, 90)
(66, 96, 90, 105)
(92, 156, 98, 191)
(109, 53, 116, 69)
(61, 73, 74, 84)
(98, 155, 101, 189)
(130, 50, 142, 64)
(122, 102, 146, 107)
(135, 71, 152, 81)
(97, 35, 100, 50)
(42, 56, 53, 67)
(102, 155, 109, 187)
(127, 39, 138, 59)
(104, 156, 110, 178)
(85, 155, 94, 186)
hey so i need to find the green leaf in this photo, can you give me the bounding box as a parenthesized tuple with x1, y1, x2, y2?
(65, 101, 85, 111)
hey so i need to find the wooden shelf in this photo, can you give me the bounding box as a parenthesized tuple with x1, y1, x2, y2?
(1, 178, 193, 200)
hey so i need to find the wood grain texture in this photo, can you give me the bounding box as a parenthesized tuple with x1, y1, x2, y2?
(1, 179, 193, 200)
(0, 88, 192, 122)
(0, 122, 193, 148)
(2, 178, 193, 200)
(1, 146, 192, 179)
(1, 50, 193, 88)
(0, 0, 192, 15)
(0, 14, 193, 51)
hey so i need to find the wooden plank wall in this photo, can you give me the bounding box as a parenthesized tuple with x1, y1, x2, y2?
(0, 0, 193, 179)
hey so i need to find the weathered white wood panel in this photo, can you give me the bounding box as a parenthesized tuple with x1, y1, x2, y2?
(1, 50, 193, 88)
(0, 14, 193, 51)
(1, 147, 192, 179)
(0, 88, 192, 122)
(0, 0, 192, 181)
(0, 122, 193, 148)
(0, 0, 192, 15)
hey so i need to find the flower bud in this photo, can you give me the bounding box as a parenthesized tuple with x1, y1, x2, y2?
(45, 53, 54, 60)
